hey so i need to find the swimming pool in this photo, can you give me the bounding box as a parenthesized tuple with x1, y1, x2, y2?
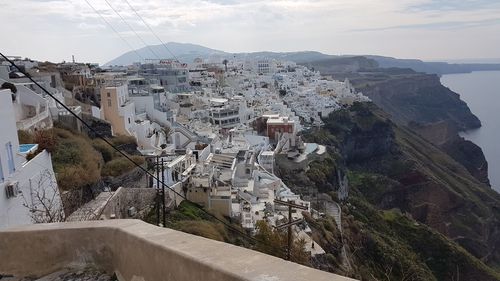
(19, 144, 38, 154)
(304, 143, 318, 154)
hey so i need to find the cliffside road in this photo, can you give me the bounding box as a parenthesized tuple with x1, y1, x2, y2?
(295, 228, 326, 256)
(322, 200, 352, 272)
(330, 202, 351, 272)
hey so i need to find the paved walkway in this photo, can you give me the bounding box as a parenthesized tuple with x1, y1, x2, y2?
(324, 201, 352, 271)
(295, 228, 326, 256)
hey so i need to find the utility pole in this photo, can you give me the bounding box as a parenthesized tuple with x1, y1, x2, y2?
(156, 156, 160, 226)
(274, 199, 308, 260)
(161, 158, 166, 227)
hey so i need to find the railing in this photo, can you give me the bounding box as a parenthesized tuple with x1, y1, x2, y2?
(174, 122, 199, 141)
(58, 106, 81, 116)
(16, 109, 50, 131)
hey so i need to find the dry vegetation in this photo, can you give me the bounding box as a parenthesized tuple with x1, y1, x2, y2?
(18, 126, 144, 191)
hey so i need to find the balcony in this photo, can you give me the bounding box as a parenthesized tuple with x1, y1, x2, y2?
(58, 105, 81, 116)
(16, 108, 50, 131)
(0, 220, 356, 281)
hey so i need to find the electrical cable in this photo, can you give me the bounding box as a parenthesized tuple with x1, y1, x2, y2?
(83, 0, 144, 62)
(103, 0, 161, 60)
(123, 0, 180, 62)
(0, 52, 286, 254)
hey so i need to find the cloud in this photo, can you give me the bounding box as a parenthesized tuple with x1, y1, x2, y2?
(77, 22, 106, 30)
(352, 17, 500, 32)
(408, 0, 500, 12)
(0, 0, 499, 63)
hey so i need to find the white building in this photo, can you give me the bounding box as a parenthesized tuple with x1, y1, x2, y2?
(255, 59, 276, 75)
(0, 89, 63, 229)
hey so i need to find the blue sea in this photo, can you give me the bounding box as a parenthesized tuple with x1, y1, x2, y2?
(441, 71, 500, 193)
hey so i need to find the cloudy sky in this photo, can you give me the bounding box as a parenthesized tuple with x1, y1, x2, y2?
(1, 0, 500, 64)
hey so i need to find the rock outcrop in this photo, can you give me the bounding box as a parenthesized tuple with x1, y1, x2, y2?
(316, 103, 500, 272)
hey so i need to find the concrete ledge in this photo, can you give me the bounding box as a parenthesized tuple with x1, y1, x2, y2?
(0, 219, 356, 281)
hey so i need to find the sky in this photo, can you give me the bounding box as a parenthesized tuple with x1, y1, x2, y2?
(1, 0, 500, 64)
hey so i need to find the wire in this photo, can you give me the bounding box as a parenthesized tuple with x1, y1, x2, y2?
(123, 0, 180, 62)
(0, 52, 285, 254)
(83, 0, 144, 63)
(103, 0, 161, 60)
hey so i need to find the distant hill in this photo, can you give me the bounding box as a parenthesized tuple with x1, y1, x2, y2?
(106, 42, 500, 75)
(366, 55, 500, 75)
(104, 42, 227, 66)
(105, 42, 335, 66)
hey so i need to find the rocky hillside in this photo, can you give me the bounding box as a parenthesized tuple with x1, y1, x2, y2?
(294, 103, 500, 279)
(301, 60, 490, 186)
(319, 67, 481, 131)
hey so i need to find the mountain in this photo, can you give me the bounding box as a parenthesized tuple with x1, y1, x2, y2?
(104, 42, 227, 66)
(106, 42, 500, 75)
(105, 42, 334, 66)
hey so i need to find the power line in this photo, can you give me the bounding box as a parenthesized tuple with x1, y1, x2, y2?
(83, 0, 144, 63)
(0, 52, 285, 255)
(123, 0, 180, 62)
(103, 0, 161, 60)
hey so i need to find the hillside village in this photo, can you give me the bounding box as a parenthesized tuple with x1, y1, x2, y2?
(0, 55, 369, 258)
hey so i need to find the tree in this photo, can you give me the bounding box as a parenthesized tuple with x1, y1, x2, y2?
(21, 169, 65, 223)
(1, 82, 17, 101)
(1, 82, 17, 93)
(254, 220, 310, 265)
(162, 126, 171, 139)
(222, 59, 229, 72)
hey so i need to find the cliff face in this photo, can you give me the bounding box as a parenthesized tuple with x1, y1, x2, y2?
(315, 64, 490, 189)
(273, 103, 500, 280)
(410, 121, 491, 185)
(352, 71, 481, 130)
(440, 137, 490, 185)
(315, 103, 500, 272)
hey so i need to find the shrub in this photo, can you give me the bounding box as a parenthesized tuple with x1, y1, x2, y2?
(18, 130, 33, 144)
(33, 130, 57, 153)
(49, 127, 102, 190)
(175, 220, 225, 241)
(92, 139, 115, 162)
(101, 155, 144, 177)
(109, 135, 137, 146)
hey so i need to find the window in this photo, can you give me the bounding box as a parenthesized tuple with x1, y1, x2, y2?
(5, 184, 15, 198)
(128, 118, 131, 124)
(107, 92, 111, 97)
(6, 142, 15, 174)
(107, 99, 112, 107)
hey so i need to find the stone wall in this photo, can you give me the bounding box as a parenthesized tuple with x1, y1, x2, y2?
(67, 187, 157, 221)
(0, 220, 356, 281)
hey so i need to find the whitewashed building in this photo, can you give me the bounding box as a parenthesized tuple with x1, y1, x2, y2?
(0, 89, 63, 229)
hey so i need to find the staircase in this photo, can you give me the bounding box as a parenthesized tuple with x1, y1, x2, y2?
(210, 153, 235, 169)
(174, 122, 199, 148)
(325, 201, 352, 272)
